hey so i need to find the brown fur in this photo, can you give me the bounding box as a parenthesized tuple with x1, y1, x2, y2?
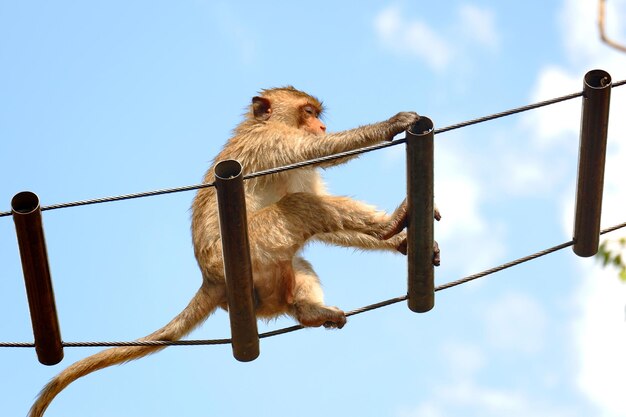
(29, 87, 421, 416)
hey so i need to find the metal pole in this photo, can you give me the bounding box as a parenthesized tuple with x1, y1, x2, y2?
(573, 69, 612, 257)
(11, 191, 63, 365)
(214, 160, 260, 362)
(405, 117, 435, 313)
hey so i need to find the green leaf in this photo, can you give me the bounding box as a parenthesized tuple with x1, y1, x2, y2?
(601, 248, 611, 266)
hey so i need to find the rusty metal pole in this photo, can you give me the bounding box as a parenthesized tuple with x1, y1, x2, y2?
(405, 117, 435, 313)
(11, 191, 63, 365)
(214, 159, 260, 362)
(573, 69, 612, 257)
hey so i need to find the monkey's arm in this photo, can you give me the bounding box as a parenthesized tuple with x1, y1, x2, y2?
(305, 113, 418, 162)
(236, 112, 419, 171)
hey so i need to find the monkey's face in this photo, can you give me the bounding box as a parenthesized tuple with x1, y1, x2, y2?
(251, 87, 326, 135)
(300, 104, 326, 136)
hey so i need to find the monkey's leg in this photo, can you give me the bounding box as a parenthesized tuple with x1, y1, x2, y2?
(247, 193, 392, 266)
(289, 257, 346, 329)
(314, 199, 407, 253)
(315, 230, 406, 253)
(248, 193, 376, 328)
(270, 192, 405, 240)
(246, 192, 414, 327)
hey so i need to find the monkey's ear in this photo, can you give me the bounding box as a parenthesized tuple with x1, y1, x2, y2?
(252, 96, 272, 121)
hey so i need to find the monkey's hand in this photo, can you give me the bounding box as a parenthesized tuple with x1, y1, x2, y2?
(384, 112, 420, 141)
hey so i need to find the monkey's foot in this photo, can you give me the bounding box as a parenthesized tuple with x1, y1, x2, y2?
(381, 200, 408, 240)
(394, 233, 408, 255)
(381, 201, 442, 241)
(394, 238, 440, 266)
(295, 305, 346, 329)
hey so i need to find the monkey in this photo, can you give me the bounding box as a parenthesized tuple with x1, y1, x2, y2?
(29, 86, 439, 417)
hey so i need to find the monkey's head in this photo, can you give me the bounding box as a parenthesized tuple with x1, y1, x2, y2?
(251, 86, 326, 135)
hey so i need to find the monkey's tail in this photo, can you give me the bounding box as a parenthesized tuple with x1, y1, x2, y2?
(28, 282, 221, 417)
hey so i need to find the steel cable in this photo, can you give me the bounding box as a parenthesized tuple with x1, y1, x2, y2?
(2, 220, 624, 349)
(2, 79, 624, 218)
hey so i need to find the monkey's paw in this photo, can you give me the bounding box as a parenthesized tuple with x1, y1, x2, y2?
(386, 112, 421, 140)
(394, 238, 440, 266)
(386, 231, 407, 255)
(297, 305, 346, 330)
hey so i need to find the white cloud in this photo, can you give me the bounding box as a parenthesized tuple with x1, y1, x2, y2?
(542, 102, 626, 417)
(434, 144, 507, 275)
(573, 265, 626, 417)
(437, 382, 525, 413)
(397, 402, 444, 417)
(568, 86, 626, 417)
(374, 5, 453, 71)
(483, 292, 548, 354)
(491, 65, 580, 197)
(441, 343, 486, 376)
(373, 4, 500, 71)
(457, 4, 500, 50)
(524, 66, 581, 149)
(388, 1, 625, 416)
(559, 0, 602, 64)
(557, 0, 626, 72)
(529, 1, 626, 415)
(489, 134, 569, 196)
(559, 0, 626, 65)
(381, 138, 507, 275)
(436, 174, 484, 239)
(398, 380, 578, 417)
(435, 175, 506, 275)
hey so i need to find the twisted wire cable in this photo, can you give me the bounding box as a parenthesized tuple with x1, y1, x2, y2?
(2, 220, 624, 349)
(2, 79, 624, 218)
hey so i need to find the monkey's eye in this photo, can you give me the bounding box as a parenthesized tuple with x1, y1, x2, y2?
(304, 105, 316, 116)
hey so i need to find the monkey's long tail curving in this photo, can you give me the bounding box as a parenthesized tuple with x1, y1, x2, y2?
(28, 282, 221, 417)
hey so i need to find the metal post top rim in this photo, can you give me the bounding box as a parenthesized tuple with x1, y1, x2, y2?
(11, 191, 40, 215)
(408, 116, 434, 136)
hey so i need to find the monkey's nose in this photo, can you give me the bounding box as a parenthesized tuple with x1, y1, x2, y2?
(320, 124, 326, 132)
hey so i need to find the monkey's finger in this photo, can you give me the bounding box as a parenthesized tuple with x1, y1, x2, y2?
(323, 317, 346, 329)
(396, 238, 407, 255)
(433, 241, 441, 266)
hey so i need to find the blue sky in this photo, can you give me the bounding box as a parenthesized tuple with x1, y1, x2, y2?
(2, 1, 626, 416)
